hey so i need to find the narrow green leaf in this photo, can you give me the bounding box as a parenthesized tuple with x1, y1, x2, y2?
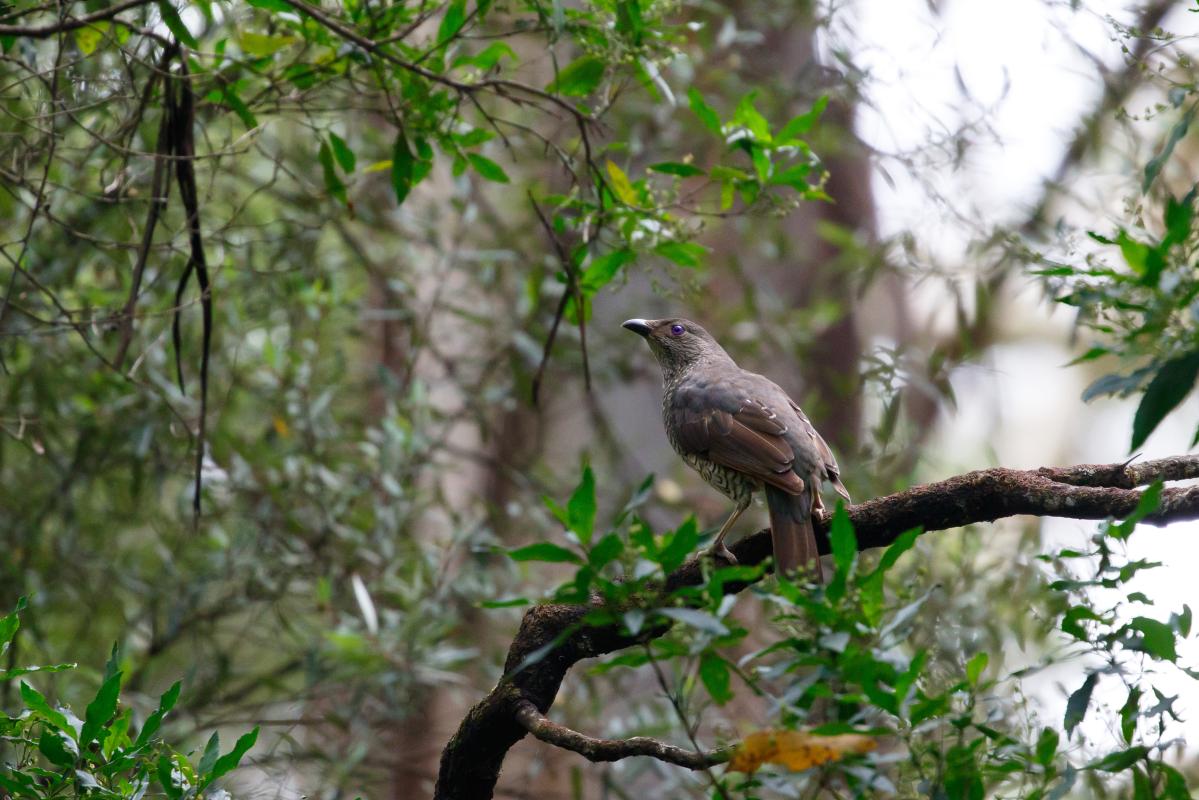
(1087, 746, 1150, 772)
(699, 653, 733, 704)
(222, 86, 257, 129)
(437, 0, 468, 44)
(1143, 105, 1195, 194)
(1130, 353, 1199, 450)
(209, 727, 259, 781)
(546, 55, 605, 97)
(0, 596, 27, 654)
(508, 542, 583, 564)
(687, 87, 722, 136)
(20, 681, 71, 734)
(778, 95, 829, 142)
(1035, 727, 1059, 766)
(829, 502, 856, 579)
(80, 671, 122, 746)
(134, 680, 182, 749)
(479, 597, 530, 608)
(965, 652, 988, 685)
(1064, 672, 1098, 736)
(199, 732, 220, 776)
(649, 161, 705, 177)
(566, 466, 596, 545)
(238, 31, 294, 56)
(318, 142, 346, 204)
(1119, 687, 1142, 744)
(156, 1, 198, 47)
(466, 153, 510, 183)
(329, 132, 355, 172)
(391, 133, 414, 205)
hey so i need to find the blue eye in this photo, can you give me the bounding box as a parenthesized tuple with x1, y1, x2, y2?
(670, 324, 685, 336)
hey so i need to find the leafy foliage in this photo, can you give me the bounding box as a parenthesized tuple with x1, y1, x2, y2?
(504, 470, 1198, 797)
(0, 600, 255, 798)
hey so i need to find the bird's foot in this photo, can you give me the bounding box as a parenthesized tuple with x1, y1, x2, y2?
(708, 542, 738, 564)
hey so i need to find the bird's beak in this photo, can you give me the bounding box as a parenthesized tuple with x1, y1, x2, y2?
(622, 318, 653, 338)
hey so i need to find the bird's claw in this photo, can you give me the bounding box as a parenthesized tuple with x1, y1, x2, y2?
(708, 542, 738, 564)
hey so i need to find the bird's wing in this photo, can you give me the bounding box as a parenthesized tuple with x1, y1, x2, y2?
(790, 400, 851, 502)
(672, 384, 806, 495)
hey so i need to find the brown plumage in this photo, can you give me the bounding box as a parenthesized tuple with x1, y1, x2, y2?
(622, 317, 850, 579)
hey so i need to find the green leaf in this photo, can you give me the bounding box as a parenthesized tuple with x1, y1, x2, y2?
(1119, 687, 1142, 744)
(20, 681, 72, 734)
(566, 466, 597, 545)
(467, 153, 510, 183)
(587, 533, 623, 569)
(1087, 746, 1149, 772)
(965, 652, 988, 685)
(1162, 194, 1193, 248)
(1115, 230, 1165, 286)
(479, 597, 530, 608)
(825, 503, 856, 601)
(653, 241, 707, 268)
(156, 1, 198, 47)
(1125, 616, 1177, 661)
(0, 662, 76, 681)
(1130, 353, 1199, 450)
(391, 133, 414, 206)
(80, 671, 122, 746)
(731, 93, 770, 141)
(221, 86, 257, 129)
(778, 95, 829, 142)
(1035, 727, 1059, 766)
(579, 249, 634, 294)
(199, 732, 220, 777)
(329, 132, 355, 173)
(649, 161, 705, 177)
(508, 542, 583, 564)
(1143, 105, 1195, 193)
(451, 41, 516, 71)
(657, 516, 699, 573)
(546, 55, 605, 97)
(0, 596, 26, 654)
(877, 527, 920, 574)
(246, 0, 291, 11)
(238, 32, 294, 56)
(699, 653, 732, 704)
(38, 730, 78, 768)
(208, 727, 258, 782)
(437, 0, 468, 45)
(318, 142, 346, 204)
(1064, 672, 1098, 736)
(687, 88, 722, 136)
(158, 754, 183, 800)
(134, 680, 182, 748)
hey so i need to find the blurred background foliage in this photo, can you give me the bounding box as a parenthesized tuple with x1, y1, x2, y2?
(1, 0, 1198, 797)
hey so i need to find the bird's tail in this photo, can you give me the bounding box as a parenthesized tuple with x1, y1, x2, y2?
(765, 484, 822, 581)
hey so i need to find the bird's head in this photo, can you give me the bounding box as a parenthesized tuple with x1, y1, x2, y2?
(621, 317, 728, 376)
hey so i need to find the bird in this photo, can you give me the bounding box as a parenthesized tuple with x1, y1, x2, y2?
(622, 317, 850, 579)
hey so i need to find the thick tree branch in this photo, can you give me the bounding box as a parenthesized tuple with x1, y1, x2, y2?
(514, 699, 730, 770)
(434, 455, 1199, 800)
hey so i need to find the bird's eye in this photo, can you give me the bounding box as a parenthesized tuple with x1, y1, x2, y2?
(670, 324, 685, 336)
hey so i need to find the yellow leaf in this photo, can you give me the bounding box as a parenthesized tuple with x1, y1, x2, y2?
(75, 22, 109, 55)
(238, 32, 297, 57)
(728, 730, 876, 774)
(606, 160, 638, 206)
(272, 416, 290, 437)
